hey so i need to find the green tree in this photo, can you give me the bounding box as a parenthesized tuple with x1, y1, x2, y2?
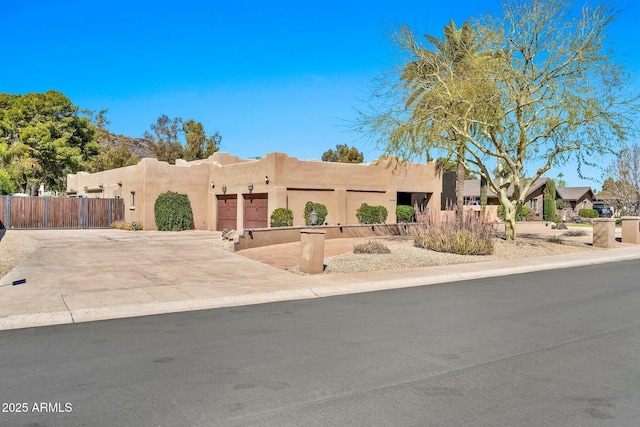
(183, 119, 220, 161)
(0, 91, 98, 193)
(321, 144, 364, 163)
(361, 20, 496, 220)
(435, 157, 476, 179)
(556, 173, 568, 187)
(360, 0, 638, 240)
(145, 115, 184, 164)
(85, 109, 140, 172)
(543, 180, 558, 222)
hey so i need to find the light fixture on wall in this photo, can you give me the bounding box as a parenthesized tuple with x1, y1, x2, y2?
(248, 182, 254, 193)
(265, 175, 269, 184)
(310, 208, 318, 229)
(211, 181, 215, 189)
(222, 184, 227, 194)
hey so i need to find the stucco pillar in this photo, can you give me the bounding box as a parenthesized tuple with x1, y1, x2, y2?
(334, 188, 347, 225)
(621, 216, 640, 244)
(592, 218, 616, 248)
(268, 187, 288, 224)
(300, 230, 325, 274)
(237, 193, 244, 231)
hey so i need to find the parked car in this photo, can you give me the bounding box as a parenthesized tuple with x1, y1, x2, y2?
(593, 204, 613, 218)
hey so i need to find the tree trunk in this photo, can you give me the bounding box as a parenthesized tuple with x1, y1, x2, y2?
(480, 176, 487, 220)
(456, 145, 465, 220)
(504, 206, 517, 240)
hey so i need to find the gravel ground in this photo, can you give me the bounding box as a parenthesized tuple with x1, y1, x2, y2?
(290, 233, 599, 274)
(0, 231, 41, 279)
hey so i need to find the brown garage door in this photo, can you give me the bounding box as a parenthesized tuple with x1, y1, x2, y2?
(243, 194, 268, 229)
(217, 195, 238, 231)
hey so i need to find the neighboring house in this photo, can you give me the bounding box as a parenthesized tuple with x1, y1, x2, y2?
(67, 152, 443, 231)
(445, 175, 549, 219)
(555, 187, 595, 219)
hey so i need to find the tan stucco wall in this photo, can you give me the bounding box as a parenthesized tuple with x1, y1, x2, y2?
(68, 158, 209, 230)
(68, 152, 443, 231)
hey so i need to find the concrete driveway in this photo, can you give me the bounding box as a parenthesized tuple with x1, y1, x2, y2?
(2, 228, 640, 330)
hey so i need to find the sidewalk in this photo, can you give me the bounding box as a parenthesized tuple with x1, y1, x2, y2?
(1, 229, 640, 331)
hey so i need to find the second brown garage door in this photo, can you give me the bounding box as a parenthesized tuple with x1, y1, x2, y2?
(243, 194, 268, 229)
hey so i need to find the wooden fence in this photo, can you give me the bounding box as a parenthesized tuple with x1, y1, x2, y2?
(0, 196, 124, 229)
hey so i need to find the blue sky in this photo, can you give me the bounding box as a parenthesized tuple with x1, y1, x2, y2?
(2, 0, 638, 189)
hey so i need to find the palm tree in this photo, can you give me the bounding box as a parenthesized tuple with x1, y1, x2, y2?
(401, 21, 488, 219)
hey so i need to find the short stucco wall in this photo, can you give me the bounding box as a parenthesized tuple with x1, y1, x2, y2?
(233, 223, 422, 251)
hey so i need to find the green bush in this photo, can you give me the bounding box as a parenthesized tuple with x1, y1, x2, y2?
(395, 205, 415, 223)
(0, 170, 16, 195)
(414, 213, 494, 255)
(579, 208, 599, 218)
(556, 198, 565, 210)
(356, 204, 388, 224)
(154, 191, 194, 231)
(304, 203, 328, 226)
(497, 204, 531, 221)
(270, 208, 293, 227)
(353, 240, 391, 254)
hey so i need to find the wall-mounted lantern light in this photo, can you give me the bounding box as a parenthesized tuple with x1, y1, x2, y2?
(265, 175, 269, 185)
(310, 208, 318, 229)
(222, 184, 227, 194)
(211, 181, 215, 189)
(248, 182, 254, 193)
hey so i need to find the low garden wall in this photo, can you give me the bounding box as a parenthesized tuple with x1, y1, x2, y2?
(233, 223, 422, 251)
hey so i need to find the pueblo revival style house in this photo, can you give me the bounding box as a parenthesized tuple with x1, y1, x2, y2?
(66, 152, 443, 231)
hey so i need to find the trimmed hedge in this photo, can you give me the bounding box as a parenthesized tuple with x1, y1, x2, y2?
(356, 204, 388, 224)
(154, 191, 194, 231)
(395, 205, 415, 223)
(579, 208, 599, 218)
(270, 208, 293, 227)
(304, 203, 328, 226)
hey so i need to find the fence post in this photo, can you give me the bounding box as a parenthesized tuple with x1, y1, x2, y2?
(80, 198, 85, 229)
(5, 196, 10, 229)
(44, 197, 49, 229)
(108, 199, 112, 227)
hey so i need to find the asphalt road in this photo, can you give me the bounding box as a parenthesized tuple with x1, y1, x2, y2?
(1, 260, 640, 426)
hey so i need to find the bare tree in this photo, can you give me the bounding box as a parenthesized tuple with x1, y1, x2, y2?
(602, 143, 640, 215)
(359, 0, 639, 239)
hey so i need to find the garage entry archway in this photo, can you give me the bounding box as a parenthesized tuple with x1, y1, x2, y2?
(216, 195, 238, 231)
(244, 193, 268, 229)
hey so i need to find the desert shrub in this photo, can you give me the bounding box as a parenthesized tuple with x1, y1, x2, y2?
(154, 191, 194, 231)
(563, 229, 586, 237)
(395, 205, 415, 223)
(110, 220, 143, 231)
(303, 202, 328, 226)
(497, 204, 531, 221)
(270, 208, 293, 227)
(579, 208, 599, 218)
(414, 213, 494, 255)
(547, 235, 563, 244)
(356, 204, 388, 224)
(353, 240, 391, 254)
